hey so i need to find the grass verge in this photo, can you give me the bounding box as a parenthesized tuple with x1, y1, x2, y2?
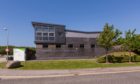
(0, 62, 6, 69)
(1, 59, 140, 70)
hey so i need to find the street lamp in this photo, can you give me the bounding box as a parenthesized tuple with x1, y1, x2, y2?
(0, 28, 9, 61)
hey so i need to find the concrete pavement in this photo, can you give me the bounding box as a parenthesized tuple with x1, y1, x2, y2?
(1, 66, 140, 79)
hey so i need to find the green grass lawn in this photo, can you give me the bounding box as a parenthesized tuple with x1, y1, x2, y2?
(0, 62, 5, 69)
(0, 52, 139, 70)
(1, 59, 140, 70)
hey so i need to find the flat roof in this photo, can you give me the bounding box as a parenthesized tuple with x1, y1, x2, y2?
(32, 21, 102, 34)
(66, 29, 101, 34)
(32, 21, 66, 27)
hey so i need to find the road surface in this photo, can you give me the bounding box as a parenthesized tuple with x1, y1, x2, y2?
(0, 71, 140, 84)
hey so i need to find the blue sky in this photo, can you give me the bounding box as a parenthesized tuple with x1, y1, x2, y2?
(0, 0, 140, 47)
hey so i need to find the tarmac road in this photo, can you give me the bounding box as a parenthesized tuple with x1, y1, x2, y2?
(0, 71, 140, 84)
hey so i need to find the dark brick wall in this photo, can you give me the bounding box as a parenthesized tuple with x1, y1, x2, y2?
(35, 37, 106, 60)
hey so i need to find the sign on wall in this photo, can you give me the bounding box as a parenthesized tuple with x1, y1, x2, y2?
(13, 48, 26, 61)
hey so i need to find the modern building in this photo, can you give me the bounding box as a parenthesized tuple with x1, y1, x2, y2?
(32, 22, 105, 60)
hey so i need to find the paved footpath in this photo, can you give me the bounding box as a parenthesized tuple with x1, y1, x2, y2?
(1, 66, 140, 79)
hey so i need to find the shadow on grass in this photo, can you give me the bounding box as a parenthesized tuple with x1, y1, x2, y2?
(8, 65, 24, 69)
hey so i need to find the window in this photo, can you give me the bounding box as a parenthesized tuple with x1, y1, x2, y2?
(49, 28, 55, 32)
(43, 37, 48, 41)
(36, 32, 42, 36)
(56, 44, 61, 48)
(36, 37, 42, 40)
(49, 37, 55, 41)
(49, 33, 54, 36)
(68, 44, 73, 48)
(35, 28, 43, 31)
(43, 28, 49, 31)
(43, 44, 48, 48)
(43, 33, 48, 37)
(80, 44, 84, 48)
(91, 44, 95, 48)
(36, 26, 55, 42)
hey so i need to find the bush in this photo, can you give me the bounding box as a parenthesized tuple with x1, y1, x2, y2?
(131, 55, 140, 62)
(0, 46, 14, 55)
(97, 56, 106, 63)
(26, 48, 36, 60)
(97, 55, 140, 63)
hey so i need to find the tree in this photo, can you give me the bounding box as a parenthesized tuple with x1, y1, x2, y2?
(123, 29, 139, 62)
(97, 23, 122, 63)
(133, 35, 140, 54)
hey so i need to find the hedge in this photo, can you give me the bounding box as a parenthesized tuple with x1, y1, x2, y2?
(97, 55, 140, 63)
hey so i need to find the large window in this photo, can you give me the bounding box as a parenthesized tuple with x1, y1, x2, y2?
(49, 33, 54, 37)
(36, 32, 42, 41)
(36, 37, 42, 40)
(36, 32, 42, 36)
(43, 33, 48, 37)
(43, 28, 49, 31)
(43, 37, 48, 41)
(49, 37, 55, 41)
(35, 26, 55, 41)
(49, 28, 55, 32)
(43, 33, 48, 41)
(35, 28, 43, 31)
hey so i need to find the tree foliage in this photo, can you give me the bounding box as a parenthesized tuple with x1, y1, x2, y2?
(97, 23, 122, 63)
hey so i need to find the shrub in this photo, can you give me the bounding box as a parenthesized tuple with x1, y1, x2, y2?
(97, 55, 140, 63)
(96, 56, 106, 63)
(131, 55, 140, 62)
(26, 48, 36, 60)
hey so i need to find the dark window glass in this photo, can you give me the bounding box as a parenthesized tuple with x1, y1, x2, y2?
(36, 37, 42, 40)
(80, 44, 84, 48)
(36, 32, 42, 36)
(43, 37, 48, 41)
(43, 28, 49, 31)
(49, 33, 54, 36)
(49, 28, 55, 32)
(43, 44, 48, 48)
(49, 37, 55, 41)
(36, 28, 43, 31)
(56, 44, 61, 48)
(43, 33, 48, 36)
(91, 44, 95, 48)
(68, 44, 73, 48)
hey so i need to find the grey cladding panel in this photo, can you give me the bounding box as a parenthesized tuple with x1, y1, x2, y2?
(55, 27, 66, 44)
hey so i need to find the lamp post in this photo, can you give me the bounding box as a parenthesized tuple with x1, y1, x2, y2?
(0, 28, 9, 62)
